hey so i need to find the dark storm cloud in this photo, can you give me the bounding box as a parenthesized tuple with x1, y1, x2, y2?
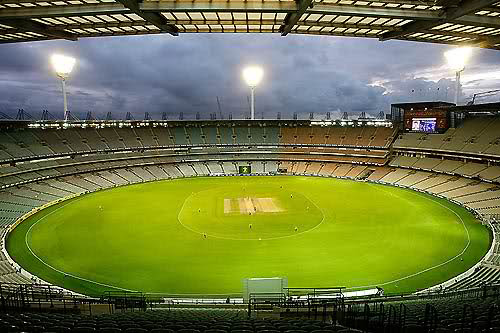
(0, 34, 499, 120)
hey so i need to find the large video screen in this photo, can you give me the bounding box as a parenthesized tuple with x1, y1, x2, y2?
(412, 118, 437, 133)
(239, 165, 251, 174)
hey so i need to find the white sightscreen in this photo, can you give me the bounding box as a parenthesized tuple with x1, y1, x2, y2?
(242, 277, 288, 302)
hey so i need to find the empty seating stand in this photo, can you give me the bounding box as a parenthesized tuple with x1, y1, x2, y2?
(0, 119, 499, 299)
(0, 308, 363, 333)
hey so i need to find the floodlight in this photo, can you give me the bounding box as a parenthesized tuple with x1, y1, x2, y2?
(243, 66, 264, 88)
(444, 47, 472, 72)
(444, 47, 473, 106)
(242, 66, 264, 120)
(51, 54, 76, 78)
(51, 54, 76, 121)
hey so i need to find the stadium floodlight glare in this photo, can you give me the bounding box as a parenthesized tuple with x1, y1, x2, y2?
(51, 54, 76, 121)
(444, 47, 472, 72)
(243, 66, 264, 120)
(444, 47, 472, 106)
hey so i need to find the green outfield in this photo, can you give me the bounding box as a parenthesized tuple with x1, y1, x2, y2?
(6, 176, 491, 297)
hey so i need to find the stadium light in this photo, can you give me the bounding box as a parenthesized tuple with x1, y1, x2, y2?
(242, 66, 264, 120)
(444, 47, 472, 106)
(51, 54, 76, 121)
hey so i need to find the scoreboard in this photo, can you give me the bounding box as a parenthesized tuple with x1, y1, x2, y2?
(404, 109, 449, 133)
(392, 102, 453, 133)
(239, 165, 251, 174)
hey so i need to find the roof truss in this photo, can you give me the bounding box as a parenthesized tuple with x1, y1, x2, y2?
(280, 0, 313, 36)
(380, 0, 500, 41)
(0, 0, 498, 49)
(117, 0, 178, 36)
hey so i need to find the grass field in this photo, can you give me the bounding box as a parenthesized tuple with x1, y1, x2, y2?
(7, 176, 491, 297)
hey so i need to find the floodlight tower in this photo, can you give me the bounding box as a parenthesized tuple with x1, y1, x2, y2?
(444, 47, 472, 106)
(51, 54, 76, 121)
(242, 66, 264, 120)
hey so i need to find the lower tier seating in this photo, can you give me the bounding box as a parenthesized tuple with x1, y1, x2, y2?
(0, 296, 498, 333)
(0, 308, 364, 333)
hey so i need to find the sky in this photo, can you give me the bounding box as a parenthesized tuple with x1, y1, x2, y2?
(1, 33, 500, 120)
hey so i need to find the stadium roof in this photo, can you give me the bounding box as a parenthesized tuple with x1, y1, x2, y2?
(0, 0, 500, 48)
(449, 101, 500, 112)
(391, 101, 456, 108)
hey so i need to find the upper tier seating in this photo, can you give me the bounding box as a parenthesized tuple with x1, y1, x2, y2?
(279, 126, 396, 148)
(0, 124, 396, 164)
(394, 115, 500, 157)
